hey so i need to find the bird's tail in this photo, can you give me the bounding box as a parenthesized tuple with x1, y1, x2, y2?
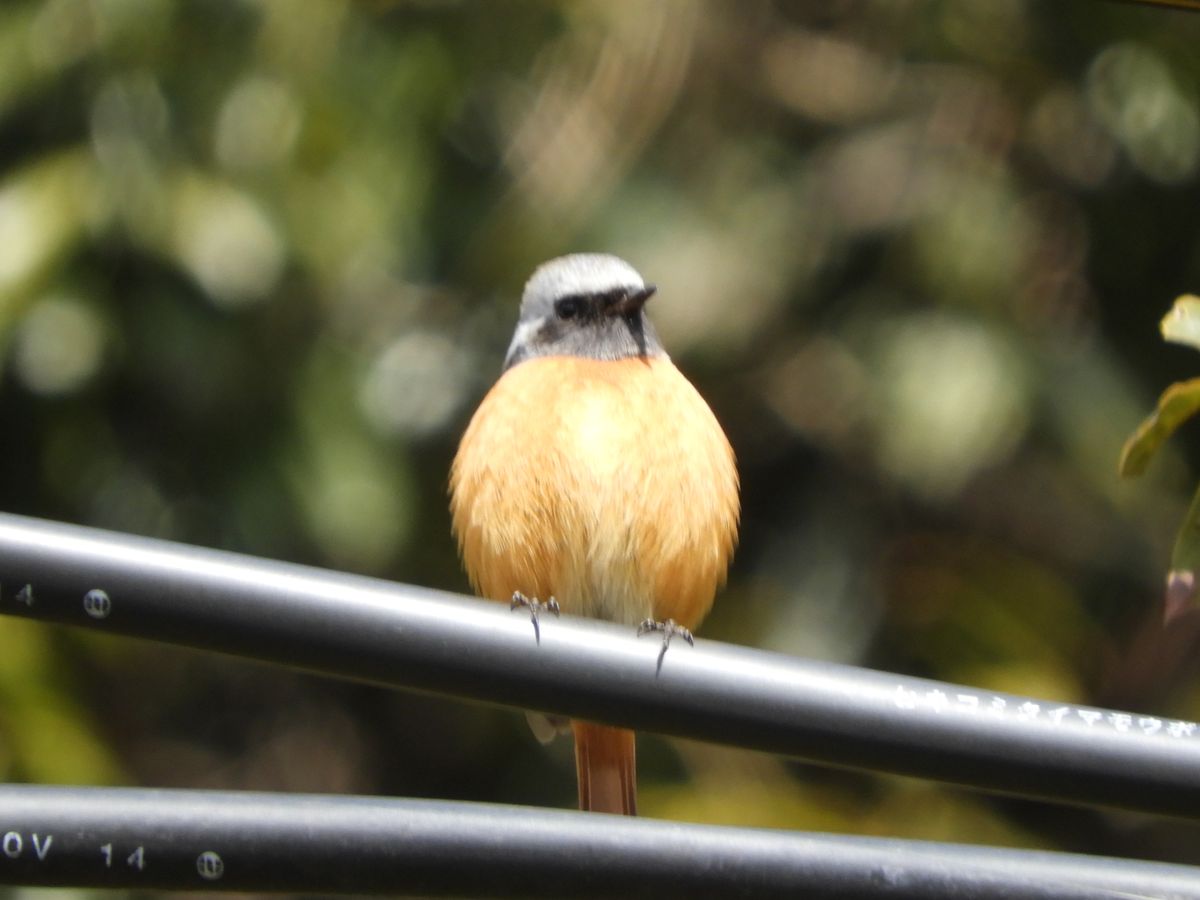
(572, 720, 637, 815)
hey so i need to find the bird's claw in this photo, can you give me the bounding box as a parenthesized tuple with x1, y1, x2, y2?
(511, 591, 560, 644)
(637, 618, 694, 672)
(638, 617, 694, 647)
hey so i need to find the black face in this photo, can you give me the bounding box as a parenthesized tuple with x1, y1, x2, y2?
(504, 285, 664, 371)
(552, 285, 651, 323)
(553, 294, 588, 322)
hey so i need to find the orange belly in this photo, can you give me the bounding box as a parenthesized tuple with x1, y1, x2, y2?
(449, 355, 739, 629)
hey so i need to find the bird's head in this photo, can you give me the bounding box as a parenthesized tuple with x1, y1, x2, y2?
(503, 254, 665, 370)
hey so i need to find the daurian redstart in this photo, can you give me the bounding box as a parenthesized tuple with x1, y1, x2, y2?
(450, 253, 739, 814)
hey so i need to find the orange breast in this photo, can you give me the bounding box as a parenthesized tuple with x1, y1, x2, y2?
(449, 355, 739, 629)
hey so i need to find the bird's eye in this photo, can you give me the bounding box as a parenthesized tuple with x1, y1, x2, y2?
(555, 297, 583, 320)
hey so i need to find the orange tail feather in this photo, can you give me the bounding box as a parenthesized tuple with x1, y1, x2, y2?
(572, 721, 637, 815)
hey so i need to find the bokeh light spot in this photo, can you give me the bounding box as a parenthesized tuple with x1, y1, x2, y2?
(359, 331, 474, 439)
(873, 314, 1029, 500)
(215, 76, 303, 171)
(172, 176, 285, 308)
(1087, 42, 1199, 185)
(14, 295, 105, 395)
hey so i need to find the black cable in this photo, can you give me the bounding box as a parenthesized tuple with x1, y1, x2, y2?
(0, 513, 1198, 819)
(0, 785, 1197, 897)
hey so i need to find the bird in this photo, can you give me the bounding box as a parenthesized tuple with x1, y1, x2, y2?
(449, 253, 739, 815)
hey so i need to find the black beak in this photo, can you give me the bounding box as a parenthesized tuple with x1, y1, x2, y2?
(610, 284, 657, 317)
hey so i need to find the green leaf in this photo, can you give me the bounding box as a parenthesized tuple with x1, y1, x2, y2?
(1172, 478, 1200, 572)
(1161, 294, 1200, 350)
(1118, 376, 1200, 476)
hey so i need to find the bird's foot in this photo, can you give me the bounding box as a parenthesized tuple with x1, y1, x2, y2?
(511, 591, 560, 644)
(637, 618, 694, 672)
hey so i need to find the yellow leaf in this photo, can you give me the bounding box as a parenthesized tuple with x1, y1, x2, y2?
(1118, 376, 1200, 476)
(1160, 295, 1200, 351)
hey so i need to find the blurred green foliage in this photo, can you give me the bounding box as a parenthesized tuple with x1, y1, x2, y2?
(1121, 296, 1200, 617)
(3, 0, 1200, 881)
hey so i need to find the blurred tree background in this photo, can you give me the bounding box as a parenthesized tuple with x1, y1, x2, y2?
(2, 0, 1200, 881)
